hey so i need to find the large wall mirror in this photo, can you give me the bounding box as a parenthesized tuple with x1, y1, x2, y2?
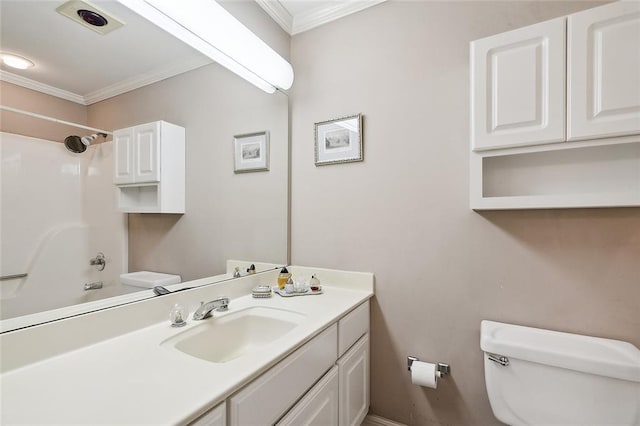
(0, 0, 289, 332)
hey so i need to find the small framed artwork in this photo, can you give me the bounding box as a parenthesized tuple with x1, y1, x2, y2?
(314, 113, 363, 166)
(234, 131, 269, 173)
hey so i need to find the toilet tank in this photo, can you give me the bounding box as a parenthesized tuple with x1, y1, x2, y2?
(481, 320, 640, 425)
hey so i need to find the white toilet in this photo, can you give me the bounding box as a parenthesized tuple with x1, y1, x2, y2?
(481, 320, 640, 425)
(120, 271, 181, 293)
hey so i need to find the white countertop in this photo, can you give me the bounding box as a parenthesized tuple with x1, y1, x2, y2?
(1, 266, 373, 425)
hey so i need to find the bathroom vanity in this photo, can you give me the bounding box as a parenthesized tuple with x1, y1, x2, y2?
(0, 266, 373, 425)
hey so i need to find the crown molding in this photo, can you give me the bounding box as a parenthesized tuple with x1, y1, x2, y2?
(1, 57, 210, 106)
(0, 70, 85, 105)
(83, 57, 210, 105)
(255, 0, 293, 34)
(292, 0, 387, 35)
(256, 0, 387, 35)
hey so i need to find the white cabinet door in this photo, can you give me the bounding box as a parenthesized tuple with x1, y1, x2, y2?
(133, 122, 161, 183)
(338, 334, 369, 426)
(277, 366, 339, 426)
(113, 128, 134, 184)
(471, 17, 566, 151)
(568, 1, 640, 141)
(189, 402, 226, 426)
(229, 325, 338, 426)
(113, 123, 160, 184)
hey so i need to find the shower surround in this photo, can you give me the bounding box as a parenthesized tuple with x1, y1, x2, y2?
(0, 132, 127, 320)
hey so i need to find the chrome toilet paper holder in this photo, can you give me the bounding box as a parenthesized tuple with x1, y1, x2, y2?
(407, 356, 450, 376)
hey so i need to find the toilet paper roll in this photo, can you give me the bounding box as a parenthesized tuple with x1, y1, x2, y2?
(411, 361, 440, 389)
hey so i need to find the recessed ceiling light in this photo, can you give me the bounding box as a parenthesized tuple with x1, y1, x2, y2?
(0, 53, 35, 70)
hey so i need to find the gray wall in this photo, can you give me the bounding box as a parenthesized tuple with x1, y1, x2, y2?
(289, 1, 639, 424)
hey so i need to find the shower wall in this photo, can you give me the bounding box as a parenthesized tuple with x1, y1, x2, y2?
(0, 132, 127, 319)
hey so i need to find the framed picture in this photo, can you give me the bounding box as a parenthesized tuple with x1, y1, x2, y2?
(314, 113, 363, 166)
(234, 131, 269, 173)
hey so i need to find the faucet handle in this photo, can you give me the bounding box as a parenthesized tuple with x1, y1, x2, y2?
(218, 297, 229, 311)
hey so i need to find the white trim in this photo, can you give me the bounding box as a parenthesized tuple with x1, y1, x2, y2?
(0, 71, 85, 105)
(255, 0, 387, 35)
(291, 0, 387, 35)
(84, 57, 210, 104)
(1, 57, 209, 106)
(255, 0, 293, 34)
(364, 414, 407, 426)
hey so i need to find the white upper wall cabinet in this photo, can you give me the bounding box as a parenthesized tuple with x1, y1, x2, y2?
(567, 1, 640, 141)
(113, 121, 185, 214)
(470, 1, 640, 210)
(471, 17, 566, 151)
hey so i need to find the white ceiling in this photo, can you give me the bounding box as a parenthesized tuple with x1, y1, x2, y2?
(0, 1, 384, 106)
(0, 0, 210, 105)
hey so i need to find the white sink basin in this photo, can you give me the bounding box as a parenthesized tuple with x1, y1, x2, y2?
(162, 306, 305, 363)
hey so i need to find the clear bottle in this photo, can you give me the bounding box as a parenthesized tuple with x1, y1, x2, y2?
(277, 267, 291, 290)
(169, 303, 187, 327)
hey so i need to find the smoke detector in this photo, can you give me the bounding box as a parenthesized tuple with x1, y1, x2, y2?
(56, 0, 124, 35)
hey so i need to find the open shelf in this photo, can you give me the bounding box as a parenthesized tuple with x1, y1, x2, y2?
(117, 184, 160, 213)
(470, 138, 640, 210)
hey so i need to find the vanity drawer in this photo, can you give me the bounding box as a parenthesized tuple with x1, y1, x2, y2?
(338, 301, 369, 357)
(228, 324, 338, 425)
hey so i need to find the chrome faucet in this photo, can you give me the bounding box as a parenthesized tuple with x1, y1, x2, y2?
(193, 297, 229, 320)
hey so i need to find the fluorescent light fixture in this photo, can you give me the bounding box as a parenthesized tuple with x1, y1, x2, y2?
(0, 53, 35, 70)
(116, 0, 294, 94)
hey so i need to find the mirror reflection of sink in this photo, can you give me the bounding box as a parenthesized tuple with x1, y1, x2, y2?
(162, 306, 305, 363)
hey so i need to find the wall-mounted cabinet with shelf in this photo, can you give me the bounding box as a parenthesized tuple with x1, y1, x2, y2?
(470, 1, 640, 210)
(113, 121, 185, 213)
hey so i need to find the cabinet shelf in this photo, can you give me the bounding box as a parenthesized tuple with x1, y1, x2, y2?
(117, 184, 160, 213)
(471, 137, 640, 210)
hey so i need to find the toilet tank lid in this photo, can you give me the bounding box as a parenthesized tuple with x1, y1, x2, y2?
(481, 320, 640, 383)
(120, 271, 181, 288)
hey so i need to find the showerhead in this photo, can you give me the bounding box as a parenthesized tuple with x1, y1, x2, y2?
(64, 135, 86, 153)
(64, 133, 107, 153)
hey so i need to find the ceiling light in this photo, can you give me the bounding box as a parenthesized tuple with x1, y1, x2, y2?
(0, 53, 35, 70)
(117, 0, 294, 93)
